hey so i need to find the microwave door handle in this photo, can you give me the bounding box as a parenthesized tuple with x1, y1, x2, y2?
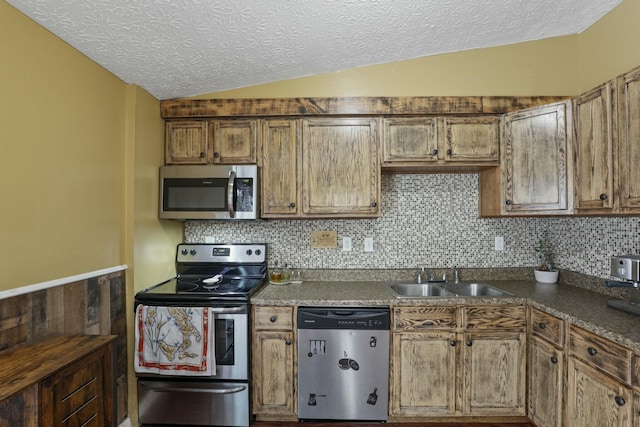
(227, 170, 236, 218)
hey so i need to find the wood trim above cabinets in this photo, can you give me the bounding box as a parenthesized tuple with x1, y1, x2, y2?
(160, 96, 570, 118)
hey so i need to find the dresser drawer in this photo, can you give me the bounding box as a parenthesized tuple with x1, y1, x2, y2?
(254, 306, 293, 331)
(393, 306, 457, 331)
(569, 325, 632, 384)
(530, 307, 564, 347)
(464, 305, 526, 330)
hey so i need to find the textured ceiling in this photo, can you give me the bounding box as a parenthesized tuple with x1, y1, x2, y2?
(7, 0, 622, 100)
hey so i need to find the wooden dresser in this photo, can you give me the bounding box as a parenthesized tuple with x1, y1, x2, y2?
(0, 334, 116, 427)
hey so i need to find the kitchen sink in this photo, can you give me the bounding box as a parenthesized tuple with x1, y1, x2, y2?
(385, 282, 512, 298)
(386, 283, 453, 298)
(441, 282, 513, 297)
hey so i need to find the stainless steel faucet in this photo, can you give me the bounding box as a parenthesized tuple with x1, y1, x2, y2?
(452, 266, 460, 284)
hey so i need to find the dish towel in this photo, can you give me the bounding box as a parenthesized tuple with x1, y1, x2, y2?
(135, 305, 216, 376)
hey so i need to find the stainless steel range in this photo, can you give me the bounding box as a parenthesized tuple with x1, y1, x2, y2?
(134, 243, 267, 427)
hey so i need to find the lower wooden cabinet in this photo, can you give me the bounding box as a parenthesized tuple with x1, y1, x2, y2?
(391, 331, 457, 416)
(566, 357, 632, 427)
(529, 335, 564, 427)
(0, 335, 116, 427)
(252, 306, 296, 419)
(462, 330, 526, 416)
(391, 305, 526, 418)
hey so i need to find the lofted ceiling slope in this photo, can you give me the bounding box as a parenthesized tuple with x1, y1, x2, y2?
(7, 0, 622, 100)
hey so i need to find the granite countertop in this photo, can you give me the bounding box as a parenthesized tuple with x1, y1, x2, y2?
(252, 277, 640, 352)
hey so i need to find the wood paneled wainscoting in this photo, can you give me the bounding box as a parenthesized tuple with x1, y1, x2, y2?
(0, 268, 128, 425)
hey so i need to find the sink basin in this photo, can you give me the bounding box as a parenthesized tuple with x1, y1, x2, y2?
(385, 282, 513, 298)
(385, 283, 453, 298)
(442, 282, 513, 297)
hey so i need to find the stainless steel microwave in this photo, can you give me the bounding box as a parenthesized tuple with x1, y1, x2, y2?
(159, 165, 259, 220)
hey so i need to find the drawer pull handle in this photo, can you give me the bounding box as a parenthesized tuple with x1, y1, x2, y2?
(539, 322, 546, 329)
(466, 340, 473, 347)
(587, 347, 597, 356)
(432, 149, 438, 155)
(450, 340, 457, 347)
(269, 316, 277, 322)
(550, 356, 558, 364)
(289, 202, 296, 208)
(285, 339, 292, 345)
(615, 396, 626, 406)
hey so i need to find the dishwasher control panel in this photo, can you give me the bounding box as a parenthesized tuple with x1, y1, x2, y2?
(297, 307, 390, 330)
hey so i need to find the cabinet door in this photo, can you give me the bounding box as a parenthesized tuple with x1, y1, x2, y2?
(567, 357, 632, 427)
(462, 331, 526, 416)
(252, 331, 295, 416)
(442, 116, 499, 163)
(165, 121, 208, 164)
(617, 65, 640, 213)
(209, 119, 258, 164)
(382, 117, 438, 163)
(573, 81, 615, 213)
(502, 101, 573, 214)
(301, 118, 380, 217)
(40, 344, 114, 427)
(261, 120, 299, 217)
(391, 331, 457, 416)
(529, 336, 563, 427)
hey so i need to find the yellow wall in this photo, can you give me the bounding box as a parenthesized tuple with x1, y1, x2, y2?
(578, 0, 640, 91)
(0, 1, 128, 290)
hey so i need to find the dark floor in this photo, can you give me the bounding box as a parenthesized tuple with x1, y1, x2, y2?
(254, 422, 534, 426)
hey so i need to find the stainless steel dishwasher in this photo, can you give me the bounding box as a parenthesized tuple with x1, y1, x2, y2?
(297, 306, 390, 421)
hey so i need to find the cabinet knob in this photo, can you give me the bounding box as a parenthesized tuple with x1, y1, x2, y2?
(213, 152, 220, 158)
(450, 340, 457, 347)
(615, 396, 626, 406)
(587, 347, 597, 356)
(599, 193, 608, 201)
(539, 322, 546, 329)
(285, 339, 292, 346)
(466, 340, 473, 346)
(289, 202, 295, 208)
(550, 356, 558, 364)
(505, 200, 512, 205)
(432, 149, 438, 155)
(446, 149, 452, 155)
(371, 201, 378, 208)
(199, 152, 206, 157)
(269, 316, 277, 322)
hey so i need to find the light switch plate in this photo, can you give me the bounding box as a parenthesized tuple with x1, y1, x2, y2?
(364, 237, 374, 252)
(342, 237, 352, 251)
(495, 236, 505, 251)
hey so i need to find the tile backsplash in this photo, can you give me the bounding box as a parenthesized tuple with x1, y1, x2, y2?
(185, 174, 640, 279)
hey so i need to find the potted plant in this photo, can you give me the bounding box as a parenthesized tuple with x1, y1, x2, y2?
(534, 231, 559, 283)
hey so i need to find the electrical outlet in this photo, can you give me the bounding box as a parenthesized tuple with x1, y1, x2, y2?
(342, 237, 352, 252)
(204, 236, 216, 243)
(364, 237, 374, 252)
(495, 236, 505, 251)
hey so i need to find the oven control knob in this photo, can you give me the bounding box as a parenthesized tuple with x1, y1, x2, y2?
(189, 249, 197, 256)
(255, 249, 261, 256)
(181, 249, 188, 255)
(246, 249, 253, 255)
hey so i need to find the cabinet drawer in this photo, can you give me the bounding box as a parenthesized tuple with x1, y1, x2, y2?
(464, 305, 526, 330)
(393, 306, 457, 331)
(569, 325, 632, 383)
(530, 307, 564, 347)
(254, 306, 293, 331)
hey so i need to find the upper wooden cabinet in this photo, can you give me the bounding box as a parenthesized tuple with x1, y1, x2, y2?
(382, 116, 499, 170)
(480, 101, 573, 216)
(301, 118, 381, 218)
(617, 65, 640, 214)
(261, 119, 299, 217)
(165, 120, 208, 164)
(573, 81, 616, 214)
(165, 119, 258, 165)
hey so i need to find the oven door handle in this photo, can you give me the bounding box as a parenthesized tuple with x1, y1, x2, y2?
(227, 170, 236, 219)
(140, 383, 247, 395)
(211, 306, 245, 314)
